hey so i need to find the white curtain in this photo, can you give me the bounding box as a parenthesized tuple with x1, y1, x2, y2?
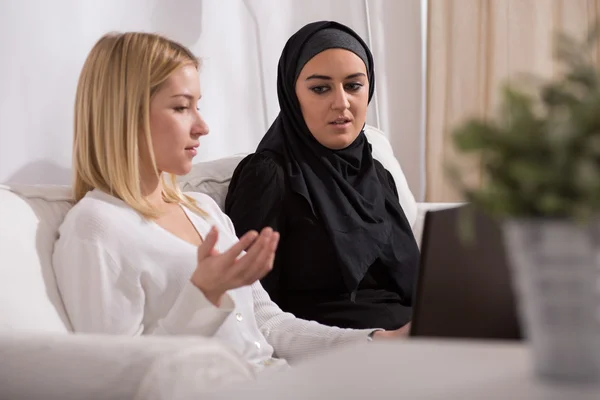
(424, 0, 600, 202)
(0, 0, 424, 199)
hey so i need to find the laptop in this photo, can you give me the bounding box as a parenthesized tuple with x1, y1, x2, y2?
(409, 205, 523, 340)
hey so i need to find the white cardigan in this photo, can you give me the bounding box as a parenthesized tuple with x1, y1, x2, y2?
(52, 189, 374, 372)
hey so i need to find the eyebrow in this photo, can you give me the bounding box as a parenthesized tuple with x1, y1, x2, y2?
(170, 94, 201, 100)
(305, 72, 366, 81)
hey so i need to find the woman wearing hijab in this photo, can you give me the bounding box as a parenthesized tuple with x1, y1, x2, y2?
(225, 21, 419, 331)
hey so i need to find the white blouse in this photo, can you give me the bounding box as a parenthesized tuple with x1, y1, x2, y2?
(52, 189, 373, 372)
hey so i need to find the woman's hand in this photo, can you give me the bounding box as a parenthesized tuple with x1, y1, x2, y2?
(372, 322, 411, 340)
(191, 226, 279, 306)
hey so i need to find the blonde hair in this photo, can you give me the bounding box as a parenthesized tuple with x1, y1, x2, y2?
(73, 31, 205, 218)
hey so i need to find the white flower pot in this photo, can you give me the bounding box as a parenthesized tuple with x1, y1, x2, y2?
(503, 219, 600, 382)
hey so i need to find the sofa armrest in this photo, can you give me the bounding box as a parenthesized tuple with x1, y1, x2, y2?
(0, 332, 253, 400)
(413, 202, 463, 246)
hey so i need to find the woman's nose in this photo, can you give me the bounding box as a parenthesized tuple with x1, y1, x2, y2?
(192, 111, 209, 137)
(331, 87, 350, 111)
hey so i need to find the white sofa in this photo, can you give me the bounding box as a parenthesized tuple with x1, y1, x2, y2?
(0, 126, 453, 399)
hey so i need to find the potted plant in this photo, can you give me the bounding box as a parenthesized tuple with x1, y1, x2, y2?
(448, 26, 600, 383)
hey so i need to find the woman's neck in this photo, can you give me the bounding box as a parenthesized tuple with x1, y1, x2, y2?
(140, 169, 167, 208)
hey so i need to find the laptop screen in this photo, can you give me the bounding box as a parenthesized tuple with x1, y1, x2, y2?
(409, 205, 522, 340)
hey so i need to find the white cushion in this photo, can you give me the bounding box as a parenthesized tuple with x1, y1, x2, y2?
(0, 184, 73, 332)
(364, 125, 417, 227)
(178, 155, 247, 210)
(0, 332, 251, 400)
(134, 340, 255, 400)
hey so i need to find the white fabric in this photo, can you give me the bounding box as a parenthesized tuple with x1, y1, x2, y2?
(204, 340, 600, 400)
(52, 189, 373, 371)
(0, 183, 259, 397)
(134, 341, 256, 400)
(0, 331, 251, 400)
(0, 185, 72, 332)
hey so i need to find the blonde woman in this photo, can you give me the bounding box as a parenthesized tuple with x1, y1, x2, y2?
(52, 32, 407, 374)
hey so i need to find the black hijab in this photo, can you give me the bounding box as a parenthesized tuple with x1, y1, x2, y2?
(257, 21, 419, 300)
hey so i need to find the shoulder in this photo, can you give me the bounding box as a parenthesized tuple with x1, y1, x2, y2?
(54, 190, 144, 271)
(226, 152, 286, 205)
(59, 189, 138, 242)
(233, 152, 285, 182)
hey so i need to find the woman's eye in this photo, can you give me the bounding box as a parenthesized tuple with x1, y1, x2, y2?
(174, 106, 188, 113)
(345, 83, 363, 91)
(310, 86, 329, 94)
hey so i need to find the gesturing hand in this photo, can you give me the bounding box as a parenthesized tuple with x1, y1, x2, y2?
(190, 226, 279, 306)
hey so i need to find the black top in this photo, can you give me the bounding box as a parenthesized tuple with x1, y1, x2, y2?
(225, 151, 418, 330)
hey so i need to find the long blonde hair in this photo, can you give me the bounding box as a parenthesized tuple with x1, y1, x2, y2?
(73, 31, 205, 218)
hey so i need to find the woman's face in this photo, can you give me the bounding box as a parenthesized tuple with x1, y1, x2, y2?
(295, 48, 369, 150)
(144, 64, 209, 176)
